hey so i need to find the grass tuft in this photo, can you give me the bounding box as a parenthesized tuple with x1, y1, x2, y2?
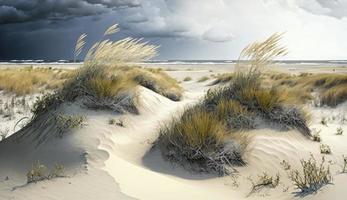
(183, 77, 192, 81)
(27, 161, 65, 183)
(197, 76, 210, 82)
(156, 106, 247, 175)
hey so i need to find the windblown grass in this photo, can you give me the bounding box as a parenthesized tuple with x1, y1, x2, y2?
(0, 67, 73, 95)
(15, 24, 175, 144)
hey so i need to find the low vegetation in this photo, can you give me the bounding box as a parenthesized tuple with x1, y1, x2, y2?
(212, 71, 347, 107)
(0, 67, 73, 95)
(289, 156, 332, 193)
(27, 161, 65, 183)
(280, 160, 291, 170)
(342, 155, 347, 173)
(197, 76, 210, 82)
(55, 114, 85, 137)
(311, 129, 321, 142)
(248, 172, 280, 196)
(210, 73, 233, 85)
(156, 106, 247, 175)
(320, 144, 331, 154)
(183, 77, 192, 81)
(270, 73, 347, 107)
(336, 127, 343, 135)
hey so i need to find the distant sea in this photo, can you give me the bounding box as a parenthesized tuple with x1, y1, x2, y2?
(1, 60, 347, 65)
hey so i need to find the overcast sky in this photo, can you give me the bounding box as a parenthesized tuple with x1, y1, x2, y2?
(1, 0, 347, 60)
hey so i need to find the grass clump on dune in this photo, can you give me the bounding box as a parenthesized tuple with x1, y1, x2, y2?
(183, 77, 192, 81)
(127, 67, 182, 101)
(204, 33, 310, 136)
(33, 24, 181, 115)
(197, 76, 210, 83)
(15, 24, 181, 144)
(156, 33, 309, 175)
(156, 106, 247, 175)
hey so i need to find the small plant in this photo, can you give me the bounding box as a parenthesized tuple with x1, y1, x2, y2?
(55, 114, 85, 137)
(183, 77, 192, 81)
(109, 118, 116, 125)
(289, 156, 332, 193)
(27, 161, 48, 183)
(311, 129, 322, 142)
(49, 164, 65, 179)
(248, 172, 280, 195)
(321, 117, 328, 126)
(116, 119, 125, 127)
(336, 127, 344, 135)
(27, 161, 65, 183)
(320, 144, 331, 154)
(280, 160, 291, 170)
(342, 155, 347, 173)
(197, 76, 209, 82)
(108, 118, 125, 127)
(31, 93, 62, 116)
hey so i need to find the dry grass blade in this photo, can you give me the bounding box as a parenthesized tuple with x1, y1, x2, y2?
(85, 37, 158, 65)
(104, 24, 119, 36)
(74, 33, 87, 62)
(237, 32, 288, 72)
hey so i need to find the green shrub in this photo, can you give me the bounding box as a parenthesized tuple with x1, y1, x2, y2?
(55, 114, 85, 137)
(31, 93, 62, 116)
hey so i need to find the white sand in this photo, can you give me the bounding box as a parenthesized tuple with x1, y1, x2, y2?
(0, 64, 346, 200)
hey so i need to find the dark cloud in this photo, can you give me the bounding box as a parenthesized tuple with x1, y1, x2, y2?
(0, 0, 140, 24)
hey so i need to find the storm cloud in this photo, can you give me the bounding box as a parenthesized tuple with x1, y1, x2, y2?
(1, 0, 347, 60)
(0, 0, 140, 24)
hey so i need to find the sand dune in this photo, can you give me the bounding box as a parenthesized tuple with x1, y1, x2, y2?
(0, 65, 346, 200)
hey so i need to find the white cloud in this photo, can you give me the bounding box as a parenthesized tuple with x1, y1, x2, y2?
(202, 27, 234, 42)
